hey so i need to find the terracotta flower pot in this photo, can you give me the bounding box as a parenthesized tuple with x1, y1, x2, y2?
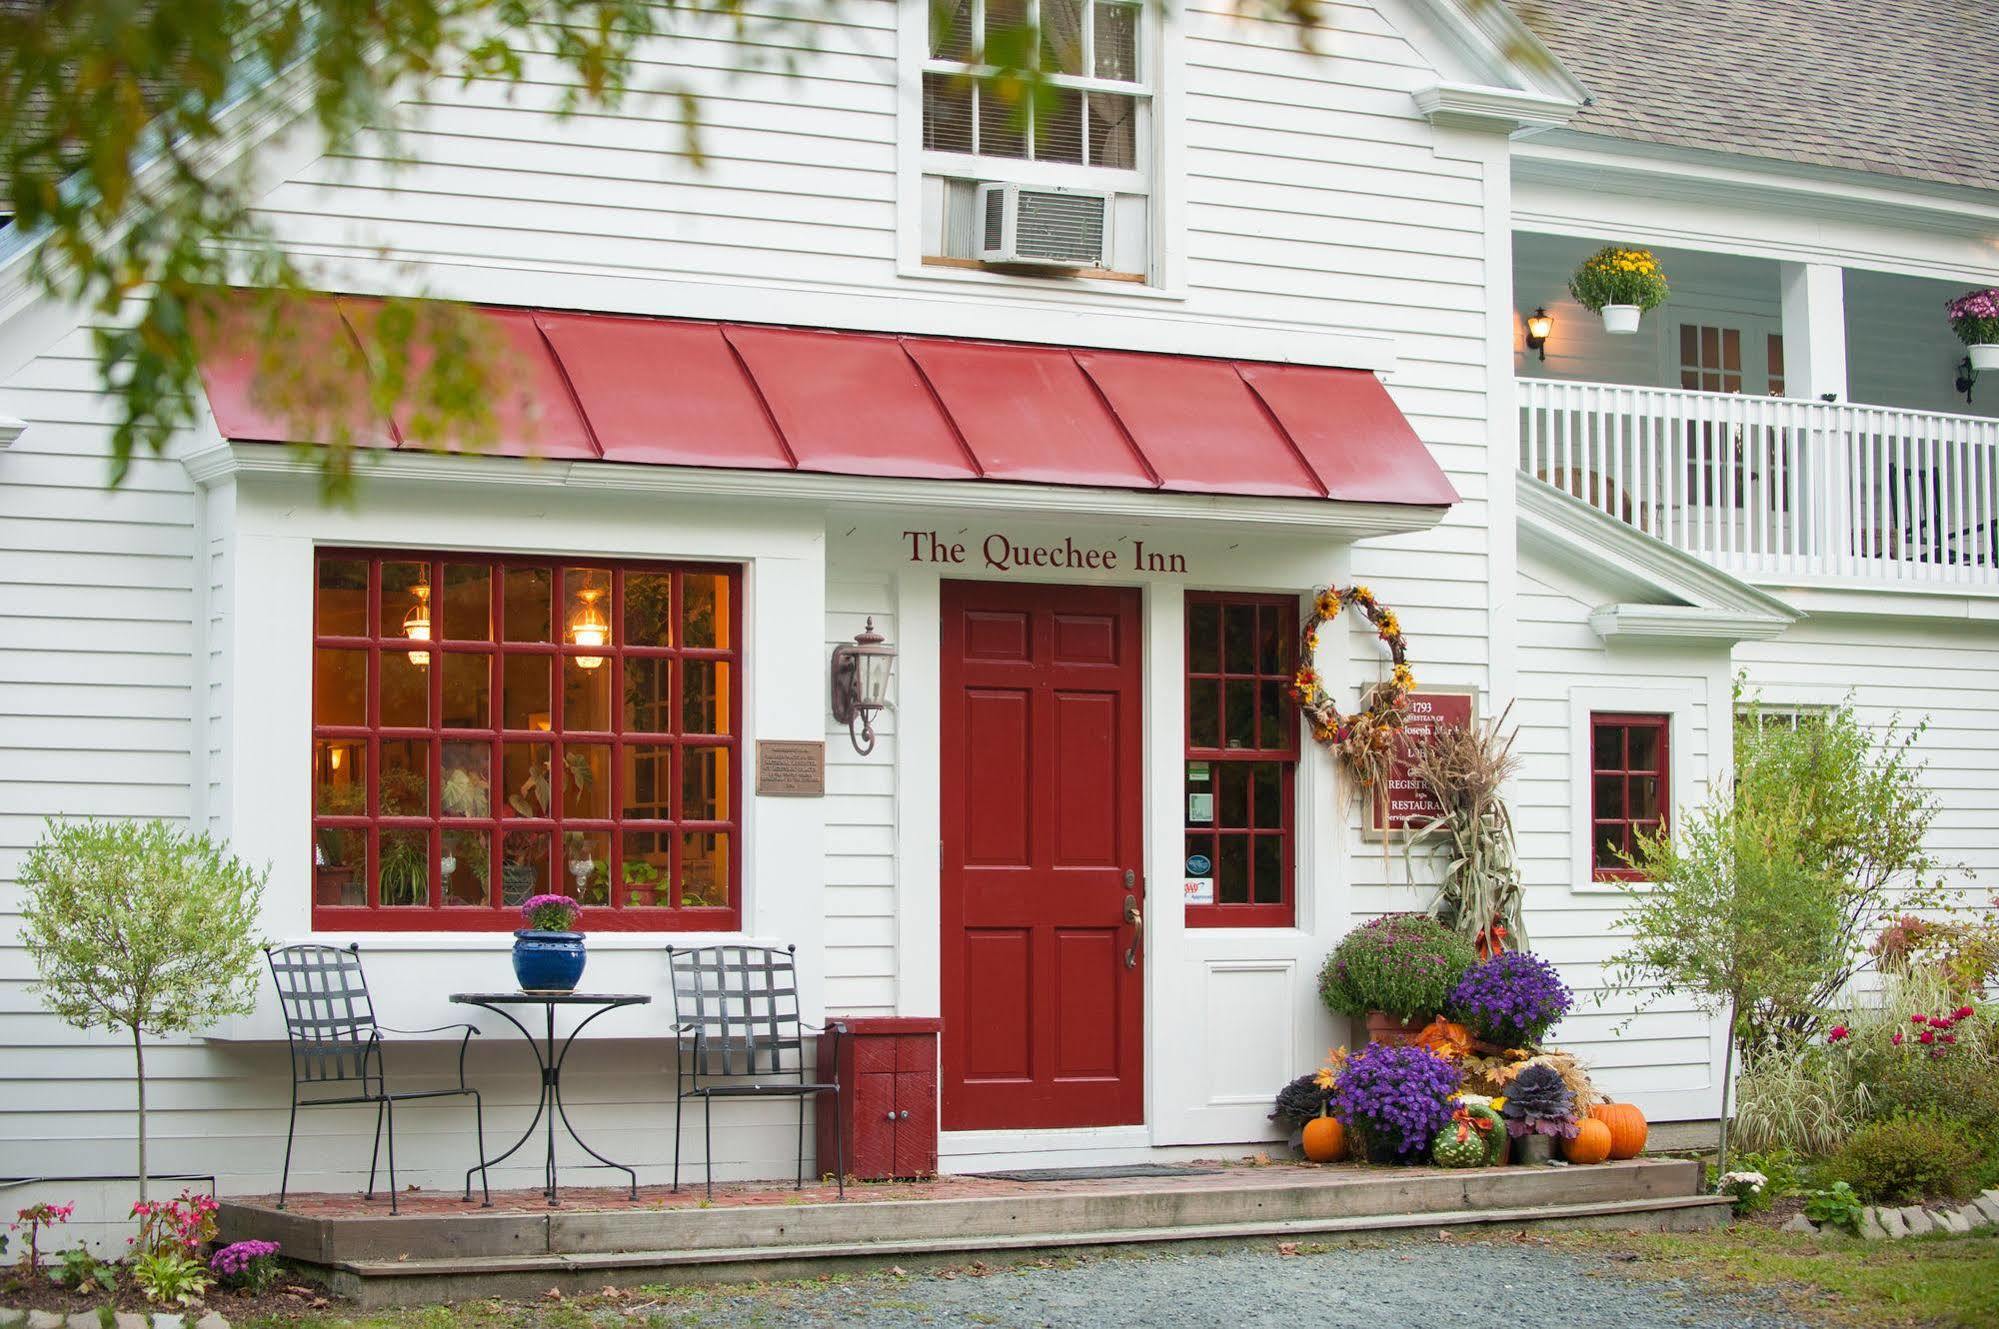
(1363, 1011, 1433, 1046)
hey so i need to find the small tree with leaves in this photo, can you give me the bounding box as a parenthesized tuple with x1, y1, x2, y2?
(1608, 778, 1844, 1179)
(16, 820, 266, 1201)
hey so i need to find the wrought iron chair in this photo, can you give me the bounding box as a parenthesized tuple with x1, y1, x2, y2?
(265, 943, 491, 1213)
(666, 944, 845, 1199)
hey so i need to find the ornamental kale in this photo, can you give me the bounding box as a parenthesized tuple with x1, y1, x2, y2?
(1327, 1042, 1462, 1159)
(1448, 951, 1573, 1047)
(1319, 914, 1476, 1020)
(1499, 1063, 1577, 1138)
(1946, 287, 1999, 347)
(1270, 1073, 1335, 1134)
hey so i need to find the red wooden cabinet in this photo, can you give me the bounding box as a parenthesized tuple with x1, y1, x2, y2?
(817, 1017, 941, 1181)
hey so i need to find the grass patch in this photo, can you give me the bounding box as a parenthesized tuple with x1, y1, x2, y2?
(1560, 1225, 1999, 1329)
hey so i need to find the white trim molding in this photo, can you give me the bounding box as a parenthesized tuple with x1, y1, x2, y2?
(1415, 83, 1581, 136)
(0, 415, 24, 449)
(1517, 476, 1802, 640)
(183, 442, 1457, 541)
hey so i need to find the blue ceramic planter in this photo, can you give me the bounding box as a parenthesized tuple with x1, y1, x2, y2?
(513, 930, 586, 992)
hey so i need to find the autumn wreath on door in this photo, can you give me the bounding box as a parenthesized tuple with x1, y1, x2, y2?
(1288, 584, 1415, 795)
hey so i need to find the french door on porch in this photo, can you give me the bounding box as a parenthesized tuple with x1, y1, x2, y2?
(938, 580, 1146, 1131)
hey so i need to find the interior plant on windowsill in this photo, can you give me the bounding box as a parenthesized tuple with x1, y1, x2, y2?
(1318, 913, 1475, 1046)
(514, 894, 586, 993)
(1947, 287, 1999, 370)
(1568, 244, 1669, 334)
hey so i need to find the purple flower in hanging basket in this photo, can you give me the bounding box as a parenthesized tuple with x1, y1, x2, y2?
(1946, 287, 1999, 346)
(1327, 1041, 1462, 1158)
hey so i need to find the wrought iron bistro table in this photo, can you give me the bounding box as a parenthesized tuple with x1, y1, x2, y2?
(449, 991, 651, 1206)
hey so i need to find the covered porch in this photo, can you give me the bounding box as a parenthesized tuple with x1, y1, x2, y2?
(1512, 234, 1999, 586)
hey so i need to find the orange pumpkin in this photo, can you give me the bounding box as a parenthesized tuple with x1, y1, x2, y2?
(1561, 1116, 1613, 1165)
(1589, 1101, 1649, 1160)
(1301, 1114, 1348, 1164)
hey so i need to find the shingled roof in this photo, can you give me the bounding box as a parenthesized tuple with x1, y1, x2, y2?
(1510, 0, 1999, 194)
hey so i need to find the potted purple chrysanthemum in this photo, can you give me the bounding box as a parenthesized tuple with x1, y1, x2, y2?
(1447, 951, 1573, 1049)
(514, 894, 586, 992)
(1327, 1041, 1462, 1163)
(1948, 287, 1999, 370)
(1319, 914, 1475, 1046)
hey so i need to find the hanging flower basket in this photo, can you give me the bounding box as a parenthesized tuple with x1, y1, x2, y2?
(1947, 288, 1999, 369)
(1568, 245, 1669, 335)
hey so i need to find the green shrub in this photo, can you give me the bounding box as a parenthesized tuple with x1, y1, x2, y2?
(1826, 1115, 1980, 1204)
(1862, 1043, 1999, 1133)
(1318, 914, 1474, 1021)
(1802, 1181, 1865, 1235)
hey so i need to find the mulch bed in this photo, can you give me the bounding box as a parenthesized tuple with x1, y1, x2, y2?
(0, 1273, 346, 1320)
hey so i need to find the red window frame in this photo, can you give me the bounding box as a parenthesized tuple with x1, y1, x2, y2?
(1183, 592, 1298, 927)
(1590, 712, 1669, 882)
(310, 549, 743, 931)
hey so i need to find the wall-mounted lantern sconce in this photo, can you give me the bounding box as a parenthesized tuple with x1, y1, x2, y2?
(1957, 356, 1978, 406)
(831, 617, 897, 755)
(1524, 308, 1553, 361)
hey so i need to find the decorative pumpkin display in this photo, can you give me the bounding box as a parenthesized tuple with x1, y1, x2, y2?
(1461, 1101, 1507, 1165)
(1301, 1113, 1348, 1164)
(1430, 1106, 1494, 1169)
(1561, 1116, 1613, 1165)
(1590, 1101, 1649, 1160)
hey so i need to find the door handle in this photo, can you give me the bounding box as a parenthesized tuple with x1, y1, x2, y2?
(1122, 885, 1143, 969)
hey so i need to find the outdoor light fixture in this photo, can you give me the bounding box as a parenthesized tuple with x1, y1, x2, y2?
(1525, 307, 1553, 360)
(569, 588, 610, 669)
(831, 617, 896, 756)
(1957, 356, 1978, 406)
(402, 579, 433, 666)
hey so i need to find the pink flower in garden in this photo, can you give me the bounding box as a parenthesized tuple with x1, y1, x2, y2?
(1953, 1006, 1974, 1021)
(1918, 1029, 1936, 1045)
(1827, 1026, 1849, 1043)
(1941, 1033, 1957, 1045)
(1891, 1032, 1904, 1046)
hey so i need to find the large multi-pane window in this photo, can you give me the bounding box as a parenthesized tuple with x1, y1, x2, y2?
(923, 0, 1148, 171)
(311, 551, 741, 929)
(1184, 594, 1298, 927)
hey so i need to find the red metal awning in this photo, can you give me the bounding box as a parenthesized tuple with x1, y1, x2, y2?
(194, 296, 1458, 508)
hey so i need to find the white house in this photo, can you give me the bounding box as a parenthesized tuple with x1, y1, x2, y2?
(1, 0, 1994, 1206)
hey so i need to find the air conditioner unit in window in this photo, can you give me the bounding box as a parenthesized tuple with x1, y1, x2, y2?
(977, 182, 1110, 271)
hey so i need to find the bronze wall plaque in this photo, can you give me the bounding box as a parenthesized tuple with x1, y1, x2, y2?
(756, 740, 827, 796)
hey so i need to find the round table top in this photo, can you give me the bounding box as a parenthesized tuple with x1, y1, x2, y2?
(450, 991, 652, 1007)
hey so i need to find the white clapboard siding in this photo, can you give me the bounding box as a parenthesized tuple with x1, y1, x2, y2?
(824, 577, 899, 1015)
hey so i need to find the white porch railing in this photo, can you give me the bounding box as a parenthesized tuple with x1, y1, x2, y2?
(1518, 379, 1999, 586)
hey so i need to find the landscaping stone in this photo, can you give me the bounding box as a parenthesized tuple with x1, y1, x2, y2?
(115, 1315, 148, 1329)
(149, 1314, 183, 1329)
(1953, 1203, 1987, 1229)
(0, 1309, 26, 1327)
(192, 1313, 229, 1329)
(1781, 1213, 1817, 1233)
(1858, 1206, 1891, 1240)
(67, 1313, 102, 1329)
(1877, 1206, 1909, 1238)
(1935, 1209, 1970, 1234)
(1975, 1194, 1999, 1225)
(1899, 1206, 1934, 1236)
(29, 1311, 66, 1329)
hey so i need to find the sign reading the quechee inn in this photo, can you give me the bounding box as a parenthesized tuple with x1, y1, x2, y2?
(903, 530, 1189, 575)
(1372, 690, 1475, 833)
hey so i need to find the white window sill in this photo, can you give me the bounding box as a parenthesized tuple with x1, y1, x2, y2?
(900, 257, 1187, 302)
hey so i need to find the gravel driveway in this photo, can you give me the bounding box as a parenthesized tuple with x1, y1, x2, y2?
(637, 1238, 1810, 1328)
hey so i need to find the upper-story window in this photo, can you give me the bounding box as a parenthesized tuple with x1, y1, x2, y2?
(915, 0, 1154, 281)
(922, 0, 1147, 170)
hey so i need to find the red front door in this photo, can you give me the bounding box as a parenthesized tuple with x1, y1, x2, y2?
(940, 580, 1145, 1130)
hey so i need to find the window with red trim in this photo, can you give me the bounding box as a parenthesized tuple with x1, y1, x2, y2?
(311, 550, 742, 930)
(1590, 713, 1668, 880)
(1184, 594, 1297, 927)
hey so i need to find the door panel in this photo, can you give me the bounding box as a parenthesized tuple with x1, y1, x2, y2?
(941, 580, 1145, 1130)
